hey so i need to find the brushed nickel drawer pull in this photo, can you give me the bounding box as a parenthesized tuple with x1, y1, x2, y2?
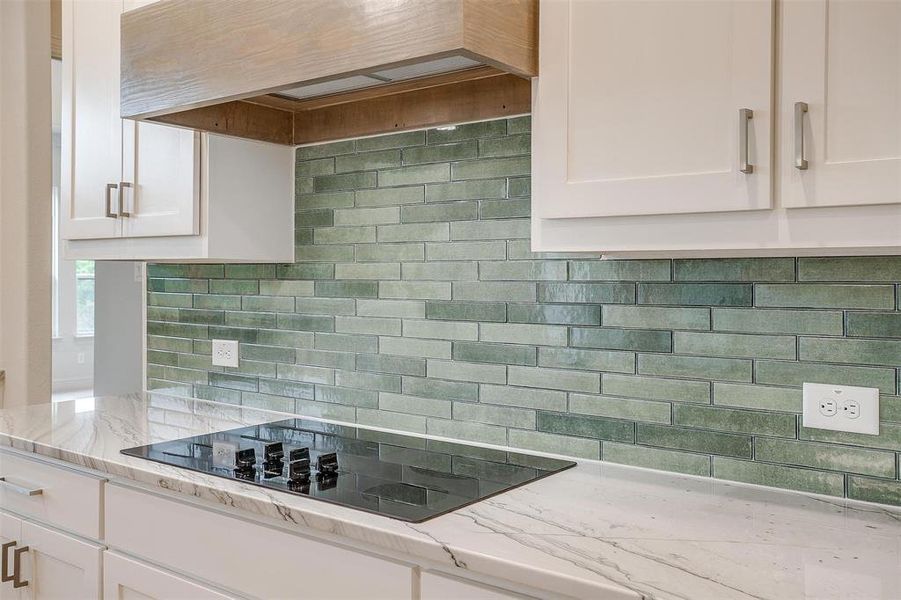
(739, 108, 754, 174)
(12, 546, 28, 588)
(105, 183, 119, 218)
(1, 541, 15, 583)
(119, 181, 133, 217)
(0, 476, 43, 496)
(794, 101, 809, 170)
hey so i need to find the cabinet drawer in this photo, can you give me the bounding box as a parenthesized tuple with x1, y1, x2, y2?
(105, 483, 414, 599)
(0, 450, 103, 539)
(421, 572, 533, 600)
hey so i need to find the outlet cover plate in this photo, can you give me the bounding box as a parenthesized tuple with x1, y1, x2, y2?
(802, 382, 879, 435)
(212, 339, 239, 368)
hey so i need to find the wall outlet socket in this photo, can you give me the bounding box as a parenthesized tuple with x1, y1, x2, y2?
(212, 339, 239, 368)
(802, 383, 879, 435)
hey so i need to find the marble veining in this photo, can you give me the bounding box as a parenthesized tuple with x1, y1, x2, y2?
(0, 394, 899, 600)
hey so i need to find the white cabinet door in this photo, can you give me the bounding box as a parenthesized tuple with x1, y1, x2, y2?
(103, 552, 233, 600)
(780, 0, 901, 208)
(18, 521, 102, 600)
(0, 513, 25, 600)
(420, 572, 531, 600)
(120, 122, 200, 238)
(533, 0, 774, 219)
(60, 0, 122, 240)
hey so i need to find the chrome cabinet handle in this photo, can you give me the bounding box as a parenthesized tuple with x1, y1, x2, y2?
(0, 477, 43, 496)
(119, 182, 133, 217)
(12, 546, 27, 588)
(1, 541, 15, 583)
(739, 108, 753, 174)
(794, 101, 809, 170)
(105, 183, 119, 218)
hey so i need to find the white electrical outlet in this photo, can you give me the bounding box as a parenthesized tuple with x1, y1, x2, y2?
(212, 339, 240, 368)
(802, 383, 879, 435)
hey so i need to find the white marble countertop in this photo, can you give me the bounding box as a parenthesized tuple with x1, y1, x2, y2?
(0, 394, 899, 600)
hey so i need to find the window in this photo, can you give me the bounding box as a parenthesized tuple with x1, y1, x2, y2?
(75, 260, 95, 335)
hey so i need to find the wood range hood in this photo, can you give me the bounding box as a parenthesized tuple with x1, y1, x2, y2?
(121, 0, 536, 145)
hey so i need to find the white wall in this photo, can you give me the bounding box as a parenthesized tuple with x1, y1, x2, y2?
(0, 0, 53, 407)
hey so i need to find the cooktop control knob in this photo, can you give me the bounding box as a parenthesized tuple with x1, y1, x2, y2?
(289, 447, 309, 463)
(317, 452, 338, 474)
(235, 447, 256, 468)
(264, 442, 284, 462)
(288, 458, 311, 482)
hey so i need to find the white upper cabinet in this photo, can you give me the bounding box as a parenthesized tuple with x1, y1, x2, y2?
(61, 0, 294, 262)
(780, 0, 901, 208)
(533, 0, 773, 219)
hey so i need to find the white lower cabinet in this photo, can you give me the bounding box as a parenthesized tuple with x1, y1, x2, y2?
(103, 552, 232, 600)
(0, 513, 26, 600)
(421, 572, 533, 600)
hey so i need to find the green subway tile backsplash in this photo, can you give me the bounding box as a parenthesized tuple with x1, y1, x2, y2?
(148, 117, 901, 508)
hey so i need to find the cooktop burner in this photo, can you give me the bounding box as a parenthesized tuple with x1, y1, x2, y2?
(121, 418, 576, 522)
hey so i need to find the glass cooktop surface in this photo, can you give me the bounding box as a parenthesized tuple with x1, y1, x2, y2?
(121, 418, 576, 522)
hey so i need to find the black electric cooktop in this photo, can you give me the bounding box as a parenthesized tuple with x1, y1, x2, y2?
(121, 418, 576, 522)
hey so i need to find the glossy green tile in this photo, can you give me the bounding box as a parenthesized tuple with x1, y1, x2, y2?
(480, 323, 568, 346)
(450, 219, 530, 241)
(480, 198, 530, 219)
(453, 282, 536, 302)
(509, 304, 599, 326)
(453, 341, 536, 366)
(314, 280, 378, 298)
(507, 429, 599, 460)
(354, 186, 424, 207)
(478, 134, 530, 158)
(602, 374, 710, 404)
(846, 312, 901, 338)
(755, 284, 894, 309)
(402, 376, 478, 402)
(799, 422, 901, 452)
(335, 369, 400, 393)
(673, 331, 796, 360)
(314, 171, 376, 192)
(178, 309, 225, 325)
(294, 298, 355, 316)
(572, 327, 672, 353)
(403, 261, 477, 281)
(427, 359, 505, 384)
(335, 149, 401, 173)
(314, 225, 376, 245)
(357, 409, 427, 433)
(378, 222, 449, 242)
(712, 308, 843, 335)
(147, 350, 178, 367)
(380, 281, 452, 300)
(479, 384, 566, 411)
(713, 458, 844, 496)
(426, 241, 505, 261)
(638, 283, 752, 306)
(570, 260, 670, 282)
(357, 299, 425, 319)
(296, 191, 355, 211)
(334, 315, 401, 336)
(712, 382, 801, 412)
(508, 365, 599, 393)
(601, 306, 709, 330)
(538, 283, 635, 304)
(147, 335, 194, 354)
(637, 424, 751, 458)
(425, 179, 506, 202)
(638, 354, 752, 382)
(356, 354, 425, 377)
(404, 141, 477, 165)
(242, 296, 295, 313)
(146, 306, 179, 322)
(755, 438, 895, 478)
(209, 372, 258, 392)
(296, 157, 334, 178)
(379, 392, 451, 419)
(674, 258, 795, 282)
(479, 260, 567, 281)
(147, 293, 193, 308)
(401, 201, 479, 223)
(149, 278, 209, 294)
(602, 443, 710, 476)
(276, 314, 334, 332)
(799, 337, 901, 367)
(427, 418, 507, 446)
(538, 347, 635, 374)
(673, 404, 796, 437)
(380, 336, 451, 360)
(239, 344, 295, 364)
(570, 393, 671, 424)
(453, 402, 535, 429)
(798, 256, 901, 282)
(451, 156, 530, 180)
(334, 263, 400, 280)
(428, 120, 506, 143)
(259, 378, 315, 400)
(296, 140, 355, 160)
(507, 177, 530, 198)
(333, 206, 399, 226)
(255, 329, 314, 349)
(755, 360, 896, 394)
(314, 332, 378, 353)
(355, 243, 424, 262)
(506, 116, 530, 135)
(847, 477, 901, 505)
(277, 263, 335, 280)
(295, 209, 334, 229)
(294, 245, 355, 263)
(404, 319, 478, 341)
(537, 412, 633, 443)
(314, 385, 378, 408)
(147, 264, 223, 279)
(379, 163, 449, 186)
(425, 301, 506, 322)
(294, 349, 355, 371)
